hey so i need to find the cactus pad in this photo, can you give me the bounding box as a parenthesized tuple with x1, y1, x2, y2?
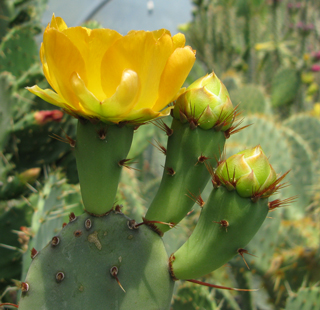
(19, 211, 174, 309)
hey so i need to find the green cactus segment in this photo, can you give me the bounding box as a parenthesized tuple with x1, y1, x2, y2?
(229, 85, 267, 115)
(0, 25, 38, 77)
(145, 118, 225, 233)
(172, 72, 234, 130)
(21, 171, 83, 281)
(283, 114, 320, 162)
(271, 68, 300, 108)
(75, 120, 134, 215)
(7, 112, 75, 171)
(0, 200, 33, 282)
(284, 287, 320, 310)
(0, 73, 13, 149)
(171, 186, 269, 280)
(172, 282, 218, 310)
(19, 211, 174, 310)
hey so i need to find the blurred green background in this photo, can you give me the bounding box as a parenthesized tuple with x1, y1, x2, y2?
(0, 0, 320, 309)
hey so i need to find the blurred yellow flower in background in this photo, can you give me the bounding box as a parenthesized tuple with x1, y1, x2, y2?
(27, 15, 196, 123)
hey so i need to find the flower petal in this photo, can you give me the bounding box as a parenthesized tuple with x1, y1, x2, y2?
(152, 46, 196, 111)
(26, 85, 67, 109)
(100, 69, 140, 118)
(43, 27, 87, 110)
(172, 33, 186, 49)
(101, 31, 174, 110)
(50, 14, 67, 31)
(70, 72, 101, 117)
(61, 27, 122, 101)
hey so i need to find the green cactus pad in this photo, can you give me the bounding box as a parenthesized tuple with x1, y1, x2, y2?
(19, 211, 174, 310)
(145, 118, 225, 233)
(271, 68, 300, 108)
(170, 186, 269, 280)
(0, 25, 38, 77)
(7, 112, 75, 172)
(21, 171, 83, 280)
(283, 114, 320, 163)
(172, 282, 218, 310)
(229, 85, 267, 115)
(284, 287, 320, 310)
(0, 73, 13, 149)
(75, 121, 134, 215)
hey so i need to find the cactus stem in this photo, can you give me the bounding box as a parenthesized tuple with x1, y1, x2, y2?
(51, 236, 60, 246)
(69, 212, 77, 222)
(196, 154, 211, 164)
(49, 132, 76, 147)
(30, 247, 38, 259)
(212, 220, 229, 232)
(164, 166, 176, 176)
(149, 139, 167, 155)
(150, 119, 173, 136)
(205, 162, 221, 188)
(118, 159, 139, 171)
(138, 218, 175, 229)
(110, 266, 126, 293)
(21, 282, 29, 292)
(186, 209, 194, 216)
(56, 272, 65, 283)
(140, 218, 175, 236)
(186, 279, 258, 292)
(186, 190, 205, 207)
(268, 196, 298, 210)
(84, 218, 92, 230)
(237, 248, 257, 270)
(189, 119, 198, 130)
(0, 303, 18, 308)
(168, 253, 178, 280)
(224, 118, 253, 139)
(179, 110, 188, 123)
(74, 230, 82, 237)
(114, 204, 123, 213)
(96, 127, 107, 140)
(127, 219, 139, 230)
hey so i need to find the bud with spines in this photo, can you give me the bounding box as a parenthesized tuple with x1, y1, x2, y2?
(215, 145, 277, 198)
(169, 145, 286, 280)
(172, 72, 234, 130)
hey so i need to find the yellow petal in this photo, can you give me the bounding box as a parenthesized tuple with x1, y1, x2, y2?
(26, 85, 67, 109)
(152, 46, 196, 111)
(43, 28, 87, 109)
(172, 87, 186, 102)
(50, 14, 67, 31)
(100, 69, 140, 118)
(172, 33, 186, 49)
(152, 29, 171, 39)
(62, 27, 122, 101)
(101, 31, 174, 110)
(70, 72, 101, 117)
(123, 108, 161, 122)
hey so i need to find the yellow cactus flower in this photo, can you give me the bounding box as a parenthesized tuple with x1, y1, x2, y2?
(27, 15, 196, 123)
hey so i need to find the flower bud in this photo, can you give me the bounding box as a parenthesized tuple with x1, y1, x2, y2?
(215, 145, 277, 198)
(172, 72, 234, 130)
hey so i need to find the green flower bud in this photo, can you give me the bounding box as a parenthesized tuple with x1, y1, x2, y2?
(172, 72, 235, 130)
(215, 145, 277, 198)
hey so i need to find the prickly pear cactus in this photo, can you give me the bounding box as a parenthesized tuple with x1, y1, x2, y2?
(3, 14, 294, 310)
(19, 211, 174, 309)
